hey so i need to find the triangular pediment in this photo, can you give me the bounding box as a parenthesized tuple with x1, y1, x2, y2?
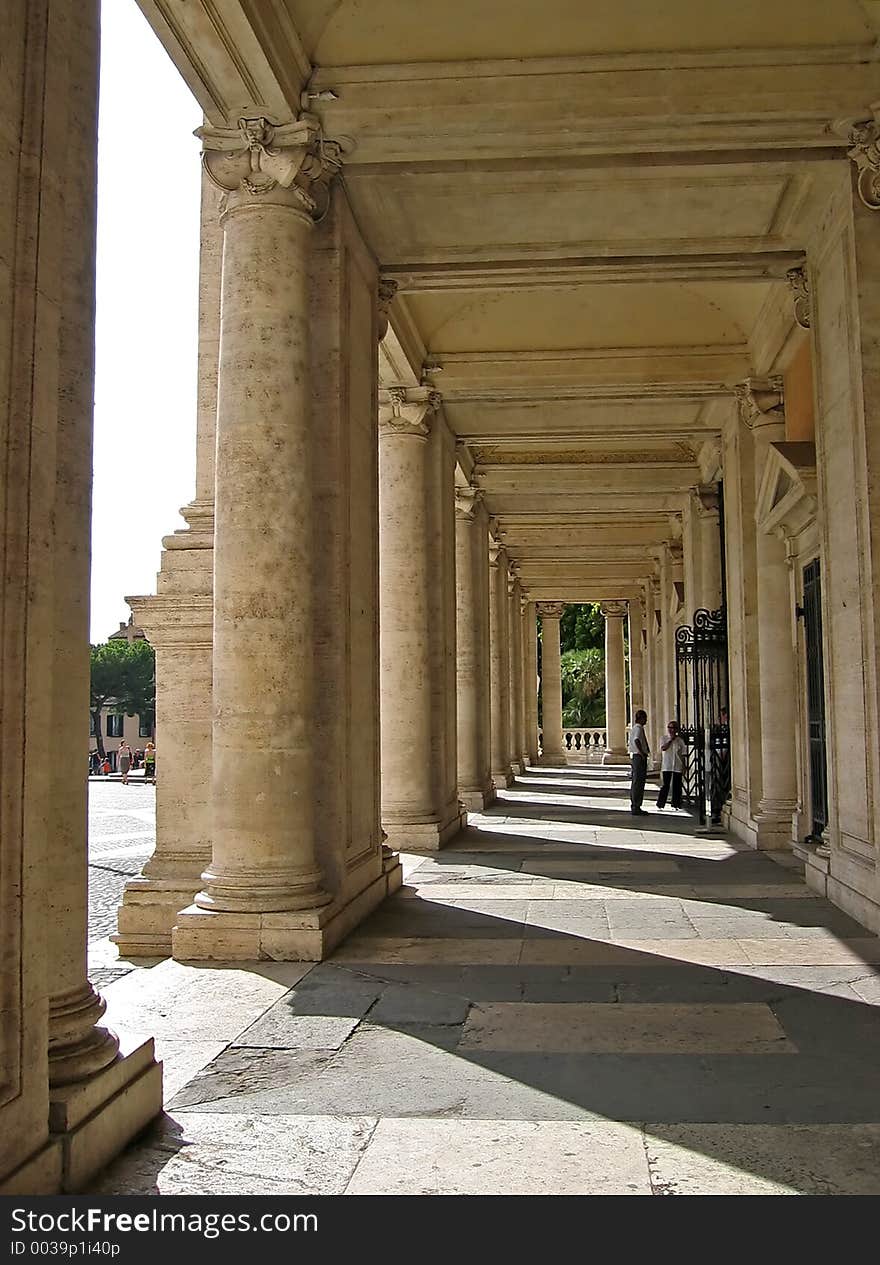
(755, 442, 818, 542)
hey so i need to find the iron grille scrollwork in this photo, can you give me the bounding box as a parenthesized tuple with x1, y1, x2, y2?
(675, 606, 730, 826)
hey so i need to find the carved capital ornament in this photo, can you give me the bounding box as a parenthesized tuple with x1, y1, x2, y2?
(197, 115, 344, 217)
(377, 278, 399, 340)
(600, 601, 628, 619)
(848, 114, 880, 210)
(378, 387, 441, 438)
(786, 266, 811, 329)
(536, 602, 566, 620)
(454, 486, 483, 521)
(734, 377, 784, 429)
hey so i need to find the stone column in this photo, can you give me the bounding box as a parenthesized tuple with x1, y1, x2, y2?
(507, 572, 525, 775)
(642, 583, 660, 765)
(523, 600, 540, 765)
(378, 389, 464, 850)
(116, 169, 221, 954)
(43, 0, 161, 1188)
(657, 546, 676, 724)
(697, 487, 723, 611)
(628, 600, 645, 722)
(602, 602, 630, 764)
(455, 488, 494, 810)
(489, 542, 514, 787)
(537, 603, 567, 765)
(748, 395, 798, 849)
(173, 116, 342, 960)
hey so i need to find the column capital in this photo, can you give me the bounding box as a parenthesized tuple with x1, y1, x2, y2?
(197, 114, 344, 218)
(536, 601, 566, 619)
(845, 110, 880, 210)
(691, 483, 720, 516)
(600, 601, 628, 619)
(377, 278, 398, 340)
(488, 540, 507, 568)
(785, 266, 811, 329)
(378, 387, 441, 437)
(454, 486, 483, 521)
(734, 377, 784, 430)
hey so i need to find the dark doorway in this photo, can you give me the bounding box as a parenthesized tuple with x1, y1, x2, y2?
(802, 557, 829, 840)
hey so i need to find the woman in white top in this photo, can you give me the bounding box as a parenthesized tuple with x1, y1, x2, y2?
(656, 720, 687, 810)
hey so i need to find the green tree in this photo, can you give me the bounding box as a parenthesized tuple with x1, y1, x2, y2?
(560, 603, 604, 652)
(560, 647, 606, 727)
(89, 639, 155, 758)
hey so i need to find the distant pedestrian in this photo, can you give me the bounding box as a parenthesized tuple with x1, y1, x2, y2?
(144, 741, 156, 784)
(118, 741, 132, 785)
(89, 750, 99, 775)
(628, 709, 650, 815)
(657, 720, 686, 810)
(102, 756, 111, 776)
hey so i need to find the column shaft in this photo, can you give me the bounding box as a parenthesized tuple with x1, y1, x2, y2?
(201, 191, 326, 913)
(628, 602, 645, 722)
(537, 604, 566, 765)
(455, 491, 494, 810)
(507, 575, 525, 774)
(753, 428, 798, 848)
(489, 545, 513, 786)
(602, 605, 629, 763)
(523, 601, 539, 765)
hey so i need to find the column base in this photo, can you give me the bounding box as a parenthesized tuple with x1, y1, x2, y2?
(537, 752, 567, 767)
(112, 873, 208, 957)
(752, 799, 797, 850)
(48, 1035, 163, 1192)
(492, 766, 515, 787)
(510, 759, 525, 776)
(171, 857, 403, 962)
(382, 804, 467, 853)
(458, 785, 496, 812)
(602, 750, 630, 766)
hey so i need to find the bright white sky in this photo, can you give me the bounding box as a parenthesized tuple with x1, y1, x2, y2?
(91, 0, 201, 640)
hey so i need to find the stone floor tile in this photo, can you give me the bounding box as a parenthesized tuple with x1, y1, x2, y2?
(332, 937, 522, 965)
(91, 1112, 377, 1195)
(234, 1011, 360, 1050)
(644, 1123, 880, 1194)
(346, 1118, 652, 1195)
(609, 940, 751, 965)
(737, 938, 880, 966)
(169, 1047, 336, 1110)
(849, 974, 880, 1004)
(459, 1002, 795, 1055)
(368, 982, 470, 1026)
(101, 958, 311, 1042)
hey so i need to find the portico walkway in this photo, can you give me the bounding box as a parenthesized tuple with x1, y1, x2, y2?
(92, 765, 880, 1195)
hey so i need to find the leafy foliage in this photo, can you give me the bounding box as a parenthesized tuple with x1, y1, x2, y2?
(89, 639, 155, 757)
(560, 603, 604, 653)
(560, 647, 606, 726)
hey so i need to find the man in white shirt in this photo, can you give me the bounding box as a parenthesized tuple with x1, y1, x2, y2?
(627, 709, 650, 814)
(657, 719, 687, 810)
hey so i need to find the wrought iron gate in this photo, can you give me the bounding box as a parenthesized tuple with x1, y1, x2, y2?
(675, 607, 731, 825)
(802, 559, 828, 840)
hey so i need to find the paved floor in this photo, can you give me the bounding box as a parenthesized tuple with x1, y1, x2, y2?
(89, 764, 880, 1195)
(87, 780, 155, 990)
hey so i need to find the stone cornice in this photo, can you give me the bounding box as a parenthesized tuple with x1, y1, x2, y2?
(197, 114, 344, 216)
(378, 386, 441, 437)
(536, 602, 566, 619)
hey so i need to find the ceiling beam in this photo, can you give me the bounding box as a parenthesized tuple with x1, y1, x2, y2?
(386, 250, 805, 293)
